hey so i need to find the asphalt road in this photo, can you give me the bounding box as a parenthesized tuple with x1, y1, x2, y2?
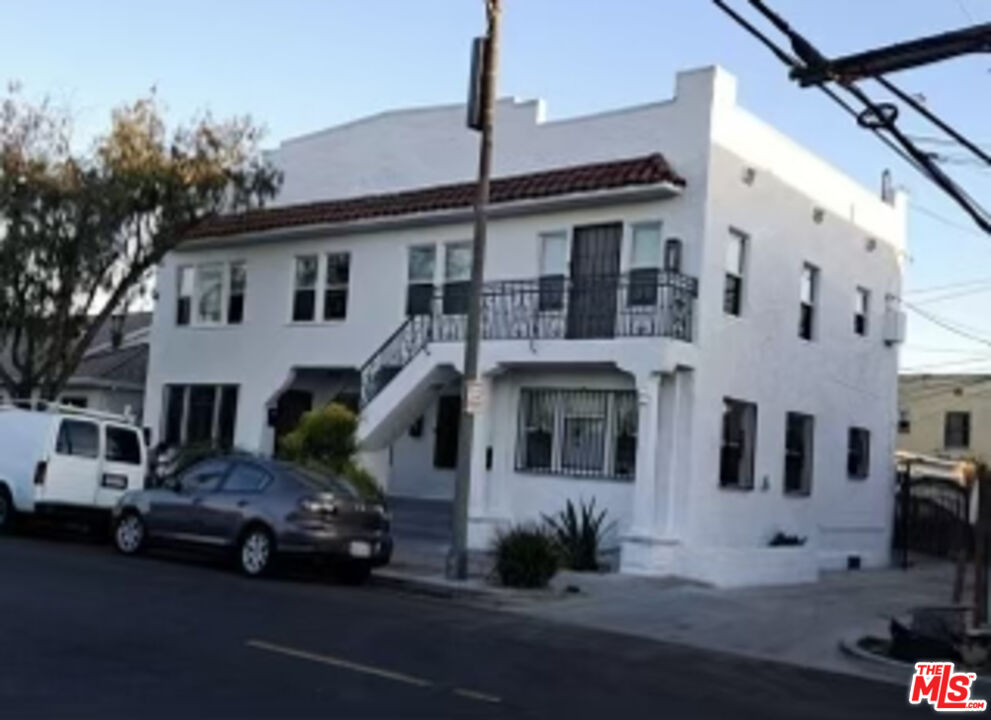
(0, 529, 929, 719)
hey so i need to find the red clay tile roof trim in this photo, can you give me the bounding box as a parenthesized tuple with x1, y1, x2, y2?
(185, 153, 684, 240)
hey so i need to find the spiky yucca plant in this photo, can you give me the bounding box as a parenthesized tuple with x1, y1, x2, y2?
(542, 498, 615, 571)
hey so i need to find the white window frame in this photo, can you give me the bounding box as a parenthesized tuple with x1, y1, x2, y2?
(290, 254, 320, 323)
(176, 265, 195, 326)
(724, 229, 747, 317)
(629, 221, 663, 272)
(228, 261, 247, 324)
(323, 251, 351, 322)
(799, 262, 819, 341)
(855, 286, 870, 336)
(177, 262, 245, 328)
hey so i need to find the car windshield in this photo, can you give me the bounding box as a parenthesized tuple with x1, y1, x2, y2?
(282, 463, 360, 499)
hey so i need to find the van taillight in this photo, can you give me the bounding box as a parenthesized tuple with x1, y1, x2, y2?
(33, 461, 47, 486)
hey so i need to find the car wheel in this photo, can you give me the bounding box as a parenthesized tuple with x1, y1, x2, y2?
(114, 512, 146, 555)
(0, 488, 14, 534)
(238, 527, 274, 577)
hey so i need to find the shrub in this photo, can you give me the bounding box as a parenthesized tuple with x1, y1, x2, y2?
(492, 524, 559, 588)
(542, 498, 614, 571)
(278, 402, 357, 471)
(768, 531, 807, 547)
(279, 402, 384, 501)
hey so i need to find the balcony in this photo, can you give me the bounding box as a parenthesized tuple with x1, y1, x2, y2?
(360, 271, 698, 408)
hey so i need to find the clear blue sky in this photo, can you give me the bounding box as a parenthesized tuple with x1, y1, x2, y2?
(3, 0, 990, 371)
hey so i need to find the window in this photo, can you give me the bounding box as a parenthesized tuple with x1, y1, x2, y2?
(161, 384, 239, 449)
(406, 245, 436, 316)
(178, 263, 244, 327)
(854, 287, 870, 336)
(724, 230, 746, 316)
(799, 263, 818, 340)
(195, 263, 224, 324)
(60, 396, 89, 409)
(324, 252, 350, 321)
(443, 241, 472, 315)
(105, 426, 142, 465)
(56, 419, 99, 459)
(628, 223, 662, 307)
(720, 398, 756, 489)
(538, 231, 567, 311)
(228, 261, 246, 324)
(516, 388, 637, 479)
(898, 408, 911, 434)
(783, 412, 814, 495)
(178, 459, 229, 494)
(944, 411, 971, 449)
(176, 266, 194, 326)
(292, 256, 318, 322)
(221, 462, 271, 493)
(848, 427, 871, 479)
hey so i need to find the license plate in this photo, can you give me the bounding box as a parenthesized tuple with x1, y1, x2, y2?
(349, 541, 372, 558)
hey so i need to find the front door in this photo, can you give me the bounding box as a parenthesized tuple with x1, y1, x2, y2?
(275, 390, 313, 453)
(433, 395, 461, 469)
(42, 418, 102, 507)
(567, 223, 622, 339)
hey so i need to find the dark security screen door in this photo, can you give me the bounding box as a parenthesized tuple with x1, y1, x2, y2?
(567, 223, 622, 339)
(434, 395, 461, 469)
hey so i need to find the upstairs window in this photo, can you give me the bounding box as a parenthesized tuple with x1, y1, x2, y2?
(783, 412, 814, 495)
(847, 427, 871, 479)
(176, 266, 194, 326)
(292, 255, 318, 322)
(228, 262, 246, 325)
(854, 287, 870, 336)
(720, 398, 756, 490)
(443, 241, 472, 315)
(195, 264, 224, 325)
(944, 411, 971, 449)
(324, 252, 350, 321)
(898, 408, 911, 434)
(538, 231, 567, 311)
(406, 245, 436, 316)
(724, 230, 746, 316)
(628, 222, 662, 307)
(799, 263, 818, 340)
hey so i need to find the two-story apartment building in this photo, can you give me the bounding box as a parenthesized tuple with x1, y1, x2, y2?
(144, 66, 907, 587)
(899, 374, 991, 462)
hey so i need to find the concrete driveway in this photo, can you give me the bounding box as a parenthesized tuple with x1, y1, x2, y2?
(497, 558, 962, 684)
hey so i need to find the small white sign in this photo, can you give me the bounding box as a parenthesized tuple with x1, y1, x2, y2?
(465, 380, 486, 415)
(349, 541, 372, 559)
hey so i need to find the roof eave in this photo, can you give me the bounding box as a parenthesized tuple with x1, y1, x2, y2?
(181, 181, 684, 249)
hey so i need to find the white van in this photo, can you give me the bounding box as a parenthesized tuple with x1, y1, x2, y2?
(0, 403, 148, 531)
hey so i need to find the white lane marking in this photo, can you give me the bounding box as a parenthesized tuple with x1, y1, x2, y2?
(246, 639, 432, 688)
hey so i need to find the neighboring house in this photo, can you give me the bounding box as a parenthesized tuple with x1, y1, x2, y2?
(898, 374, 991, 462)
(0, 313, 151, 420)
(144, 66, 907, 587)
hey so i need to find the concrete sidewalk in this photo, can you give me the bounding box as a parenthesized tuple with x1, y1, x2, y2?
(376, 545, 963, 685)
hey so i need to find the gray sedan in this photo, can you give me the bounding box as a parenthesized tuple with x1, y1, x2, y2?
(111, 456, 392, 579)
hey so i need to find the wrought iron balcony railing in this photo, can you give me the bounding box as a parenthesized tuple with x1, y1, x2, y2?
(360, 271, 697, 408)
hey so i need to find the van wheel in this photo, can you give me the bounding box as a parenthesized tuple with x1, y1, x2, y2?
(0, 487, 14, 533)
(113, 512, 146, 555)
(238, 526, 274, 577)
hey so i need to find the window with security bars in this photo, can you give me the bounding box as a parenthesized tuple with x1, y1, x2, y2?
(516, 388, 637, 479)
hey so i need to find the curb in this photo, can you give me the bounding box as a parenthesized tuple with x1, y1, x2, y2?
(839, 633, 991, 694)
(370, 569, 504, 602)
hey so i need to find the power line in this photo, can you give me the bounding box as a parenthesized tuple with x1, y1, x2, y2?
(912, 203, 991, 240)
(904, 301, 991, 348)
(909, 284, 991, 305)
(906, 277, 991, 295)
(955, 0, 976, 24)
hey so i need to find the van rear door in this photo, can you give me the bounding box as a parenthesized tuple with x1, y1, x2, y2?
(97, 424, 145, 508)
(41, 418, 102, 508)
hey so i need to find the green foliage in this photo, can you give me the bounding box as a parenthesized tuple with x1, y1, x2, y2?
(278, 403, 358, 471)
(0, 87, 280, 399)
(492, 524, 559, 588)
(542, 498, 614, 571)
(279, 402, 383, 501)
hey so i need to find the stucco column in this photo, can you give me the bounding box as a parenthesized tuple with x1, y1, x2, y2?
(630, 373, 662, 537)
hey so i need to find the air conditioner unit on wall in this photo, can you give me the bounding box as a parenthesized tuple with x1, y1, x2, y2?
(883, 308, 907, 346)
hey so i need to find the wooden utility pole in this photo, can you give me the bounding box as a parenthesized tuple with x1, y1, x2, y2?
(447, 0, 500, 580)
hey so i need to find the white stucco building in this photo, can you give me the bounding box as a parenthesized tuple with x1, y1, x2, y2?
(144, 66, 908, 587)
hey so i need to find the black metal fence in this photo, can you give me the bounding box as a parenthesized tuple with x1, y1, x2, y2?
(893, 472, 972, 562)
(360, 272, 697, 408)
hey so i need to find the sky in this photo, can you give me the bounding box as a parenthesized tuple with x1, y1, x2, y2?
(1, 0, 990, 373)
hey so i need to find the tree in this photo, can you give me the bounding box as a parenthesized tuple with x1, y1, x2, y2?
(0, 86, 281, 400)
